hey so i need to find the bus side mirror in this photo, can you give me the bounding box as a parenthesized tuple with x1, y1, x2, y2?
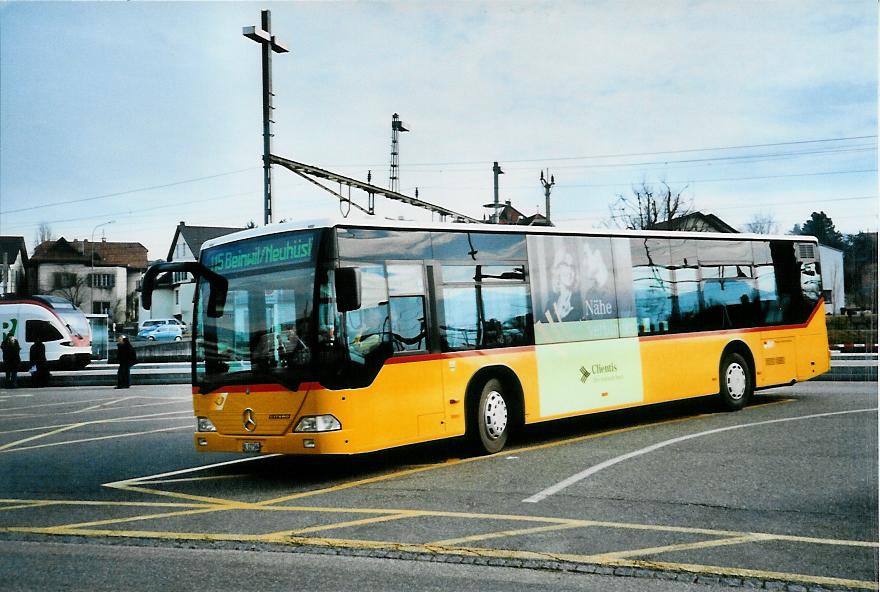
(336, 267, 362, 313)
(141, 261, 228, 318)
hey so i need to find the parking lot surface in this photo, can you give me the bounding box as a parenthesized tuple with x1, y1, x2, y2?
(0, 382, 876, 590)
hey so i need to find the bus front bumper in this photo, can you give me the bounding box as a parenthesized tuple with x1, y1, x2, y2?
(193, 430, 352, 455)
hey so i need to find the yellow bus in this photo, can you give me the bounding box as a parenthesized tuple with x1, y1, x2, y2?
(141, 220, 830, 456)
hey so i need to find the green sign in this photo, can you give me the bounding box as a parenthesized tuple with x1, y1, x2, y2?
(203, 231, 317, 274)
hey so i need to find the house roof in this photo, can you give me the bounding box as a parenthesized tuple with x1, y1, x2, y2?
(31, 237, 148, 269)
(647, 212, 739, 233)
(521, 213, 551, 226)
(0, 236, 27, 267)
(167, 221, 244, 261)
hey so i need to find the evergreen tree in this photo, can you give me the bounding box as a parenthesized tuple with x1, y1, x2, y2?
(791, 211, 845, 250)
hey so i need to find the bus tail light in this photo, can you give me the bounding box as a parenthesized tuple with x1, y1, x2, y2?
(294, 415, 341, 432)
(197, 417, 217, 432)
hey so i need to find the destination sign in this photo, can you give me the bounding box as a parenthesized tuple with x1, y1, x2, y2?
(203, 231, 318, 274)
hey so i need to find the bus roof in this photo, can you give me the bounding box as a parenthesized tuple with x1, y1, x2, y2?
(200, 215, 818, 252)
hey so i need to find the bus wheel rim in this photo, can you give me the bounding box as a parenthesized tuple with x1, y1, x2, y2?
(726, 363, 747, 400)
(484, 391, 508, 440)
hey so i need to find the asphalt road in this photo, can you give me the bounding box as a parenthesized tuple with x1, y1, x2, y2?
(0, 381, 876, 591)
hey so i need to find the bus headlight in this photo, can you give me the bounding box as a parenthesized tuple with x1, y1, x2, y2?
(294, 415, 341, 432)
(197, 417, 217, 432)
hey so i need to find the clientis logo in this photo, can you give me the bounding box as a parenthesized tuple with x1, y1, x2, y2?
(579, 361, 620, 383)
(206, 235, 315, 273)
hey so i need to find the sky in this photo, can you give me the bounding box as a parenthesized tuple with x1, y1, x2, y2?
(1, 1, 877, 261)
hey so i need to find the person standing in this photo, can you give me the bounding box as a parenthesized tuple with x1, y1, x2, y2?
(116, 335, 136, 389)
(1, 335, 21, 388)
(30, 338, 49, 388)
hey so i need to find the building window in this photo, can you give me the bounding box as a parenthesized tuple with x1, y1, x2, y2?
(89, 273, 115, 288)
(92, 301, 111, 315)
(53, 272, 78, 289)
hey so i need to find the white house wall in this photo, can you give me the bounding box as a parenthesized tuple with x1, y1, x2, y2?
(36, 263, 131, 323)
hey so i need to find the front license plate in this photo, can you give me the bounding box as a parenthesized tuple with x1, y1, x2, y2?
(242, 441, 262, 453)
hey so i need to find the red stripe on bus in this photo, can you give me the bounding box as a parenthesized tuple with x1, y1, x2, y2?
(385, 345, 536, 365)
(638, 299, 825, 342)
(193, 382, 324, 394)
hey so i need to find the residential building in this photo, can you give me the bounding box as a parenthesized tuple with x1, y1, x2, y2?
(491, 201, 551, 226)
(0, 236, 28, 296)
(647, 212, 739, 233)
(139, 221, 243, 323)
(28, 237, 148, 324)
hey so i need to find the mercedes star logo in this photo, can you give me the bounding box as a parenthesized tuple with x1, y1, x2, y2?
(243, 408, 257, 432)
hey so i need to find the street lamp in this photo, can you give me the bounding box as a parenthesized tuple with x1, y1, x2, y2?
(90, 220, 115, 313)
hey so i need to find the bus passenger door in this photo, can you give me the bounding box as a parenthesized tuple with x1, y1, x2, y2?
(385, 264, 446, 440)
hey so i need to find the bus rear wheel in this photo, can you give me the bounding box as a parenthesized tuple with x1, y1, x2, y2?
(467, 378, 510, 455)
(718, 352, 752, 411)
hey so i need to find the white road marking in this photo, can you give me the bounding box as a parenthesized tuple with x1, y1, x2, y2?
(0, 425, 193, 454)
(76, 397, 134, 412)
(523, 407, 878, 503)
(0, 412, 193, 435)
(104, 454, 282, 487)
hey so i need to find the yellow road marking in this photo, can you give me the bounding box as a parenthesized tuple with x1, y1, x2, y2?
(431, 522, 585, 546)
(6, 526, 871, 590)
(104, 483, 250, 507)
(0, 425, 192, 454)
(591, 533, 775, 560)
(5, 494, 874, 553)
(110, 397, 794, 511)
(255, 460, 466, 506)
(0, 502, 57, 511)
(255, 416, 714, 507)
(628, 558, 879, 591)
(49, 506, 230, 530)
(0, 498, 207, 509)
(0, 423, 85, 451)
(271, 512, 424, 537)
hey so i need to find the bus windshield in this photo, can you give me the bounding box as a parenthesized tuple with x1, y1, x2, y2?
(195, 230, 321, 392)
(195, 267, 316, 391)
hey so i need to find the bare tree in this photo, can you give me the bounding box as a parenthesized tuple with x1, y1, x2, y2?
(742, 213, 779, 234)
(34, 222, 54, 249)
(608, 181, 692, 230)
(51, 274, 88, 309)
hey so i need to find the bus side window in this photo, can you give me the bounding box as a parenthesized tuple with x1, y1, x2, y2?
(389, 296, 427, 352)
(480, 286, 531, 348)
(630, 238, 673, 335)
(387, 264, 428, 353)
(25, 320, 63, 343)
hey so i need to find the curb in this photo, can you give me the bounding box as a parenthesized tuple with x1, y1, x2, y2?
(0, 532, 864, 592)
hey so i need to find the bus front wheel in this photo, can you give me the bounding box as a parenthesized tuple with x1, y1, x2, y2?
(718, 352, 752, 411)
(467, 378, 510, 455)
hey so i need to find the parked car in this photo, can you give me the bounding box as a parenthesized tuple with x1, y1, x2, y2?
(138, 324, 184, 341)
(138, 318, 188, 334)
